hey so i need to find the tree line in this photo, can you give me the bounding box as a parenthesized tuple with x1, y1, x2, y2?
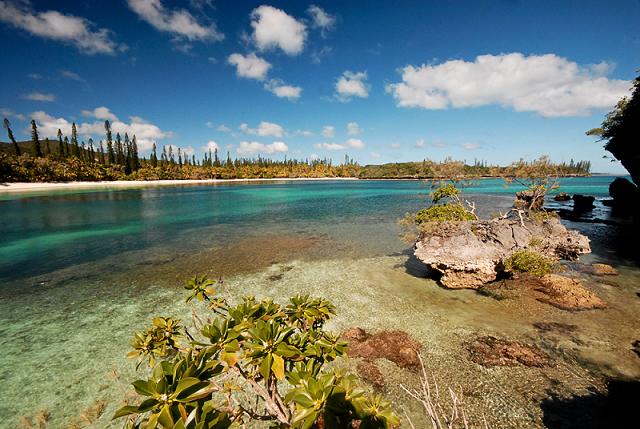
(1, 116, 591, 183)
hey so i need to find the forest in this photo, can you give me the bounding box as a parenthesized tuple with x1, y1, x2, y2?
(1, 117, 592, 182)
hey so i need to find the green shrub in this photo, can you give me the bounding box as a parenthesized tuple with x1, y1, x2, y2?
(114, 276, 399, 429)
(503, 250, 555, 277)
(430, 183, 460, 203)
(528, 210, 559, 223)
(415, 204, 476, 223)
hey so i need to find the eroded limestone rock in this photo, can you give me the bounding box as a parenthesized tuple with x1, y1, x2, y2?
(414, 217, 591, 289)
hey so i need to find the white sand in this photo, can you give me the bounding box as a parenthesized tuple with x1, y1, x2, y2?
(0, 177, 360, 194)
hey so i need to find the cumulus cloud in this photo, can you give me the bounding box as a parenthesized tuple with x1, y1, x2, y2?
(347, 122, 361, 136)
(390, 142, 401, 149)
(415, 139, 425, 148)
(239, 121, 285, 137)
(346, 138, 365, 149)
(204, 140, 220, 151)
(386, 53, 631, 117)
(127, 0, 223, 41)
(315, 142, 345, 150)
(315, 139, 364, 151)
(335, 71, 369, 101)
(81, 106, 118, 121)
(307, 5, 335, 37)
(264, 79, 302, 100)
(250, 5, 307, 55)
(217, 124, 231, 132)
(227, 53, 271, 81)
(31, 110, 170, 152)
(237, 141, 288, 154)
(295, 130, 314, 137)
(0, 0, 124, 54)
(22, 92, 55, 102)
(321, 125, 335, 138)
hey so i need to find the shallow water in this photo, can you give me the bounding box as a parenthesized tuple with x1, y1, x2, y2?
(1, 177, 638, 428)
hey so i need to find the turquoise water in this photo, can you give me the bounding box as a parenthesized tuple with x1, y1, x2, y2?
(1, 177, 638, 429)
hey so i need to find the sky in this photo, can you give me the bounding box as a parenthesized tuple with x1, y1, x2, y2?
(1, 0, 639, 173)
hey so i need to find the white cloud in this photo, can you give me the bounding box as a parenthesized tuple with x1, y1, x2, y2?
(315, 142, 345, 150)
(295, 130, 314, 137)
(347, 122, 361, 136)
(227, 53, 271, 81)
(307, 5, 335, 37)
(0, 1, 123, 54)
(390, 142, 401, 149)
(370, 152, 381, 158)
(250, 5, 307, 55)
(60, 70, 82, 81)
(463, 142, 480, 150)
(81, 106, 118, 121)
(28, 73, 42, 79)
(204, 140, 220, 151)
(205, 121, 214, 128)
(239, 121, 285, 137)
(346, 138, 365, 149)
(22, 92, 55, 102)
(264, 79, 302, 100)
(1, 108, 25, 121)
(335, 71, 369, 101)
(237, 141, 288, 154)
(126, 0, 223, 41)
(415, 139, 425, 148)
(31, 110, 170, 152)
(217, 124, 231, 132)
(386, 53, 632, 117)
(321, 125, 335, 138)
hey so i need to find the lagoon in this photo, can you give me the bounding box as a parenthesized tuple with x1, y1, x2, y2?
(1, 177, 638, 428)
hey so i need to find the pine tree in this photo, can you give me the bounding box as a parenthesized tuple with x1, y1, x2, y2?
(124, 133, 131, 174)
(99, 141, 106, 165)
(71, 122, 79, 158)
(88, 138, 95, 163)
(151, 142, 158, 167)
(132, 135, 140, 171)
(115, 133, 124, 165)
(31, 120, 42, 157)
(3, 118, 20, 156)
(57, 129, 64, 159)
(105, 121, 115, 164)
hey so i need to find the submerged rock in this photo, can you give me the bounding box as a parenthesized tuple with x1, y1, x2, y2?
(466, 335, 551, 367)
(590, 263, 619, 276)
(356, 361, 385, 390)
(414, 217, 591, 289)
(535, 274, 607, 311)
(342, 328, 422, 371)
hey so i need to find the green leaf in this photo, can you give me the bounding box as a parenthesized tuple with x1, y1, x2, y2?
(132, 380, 155, 396)
(112, 405, 139, 419)
(260, 353, 272, 380)
(157, 405, 175, 427)
(174, 378, 209, 401)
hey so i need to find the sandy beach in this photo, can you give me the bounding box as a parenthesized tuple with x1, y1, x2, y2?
(0, 177, 361, 194)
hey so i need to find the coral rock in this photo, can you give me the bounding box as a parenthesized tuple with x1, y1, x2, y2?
(535, 274, 607, 311)
(466, 336, 551, 367)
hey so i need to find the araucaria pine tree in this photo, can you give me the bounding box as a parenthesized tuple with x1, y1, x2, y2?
(3, 118, 20, 156)
(30, 120, 42, 157)
(57, 129, 64, 159)
(71, 122, 79, 158)
(105, 120, 115, 164)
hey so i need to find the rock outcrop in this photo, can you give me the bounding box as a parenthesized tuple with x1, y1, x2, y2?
(572, 194, 596, 212)
(414, 217, 591, 289)
(554, 192, 571, 201)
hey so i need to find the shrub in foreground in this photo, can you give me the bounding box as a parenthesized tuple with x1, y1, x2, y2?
(503, 250, 555, 277)
(114, 275, 399, 429)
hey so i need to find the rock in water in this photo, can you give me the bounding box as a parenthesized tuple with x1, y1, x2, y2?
(535, 274, 607, 311)
(466, 336, 551, 367)
(591, 263, 619, 276)
(554, 192, 571, 201)
(572, 194, 596, 212)
(414, 217, 591, 289)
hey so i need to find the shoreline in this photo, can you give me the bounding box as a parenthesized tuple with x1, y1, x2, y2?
(0, 174, 608, 194)
(0, 177, 361, 194)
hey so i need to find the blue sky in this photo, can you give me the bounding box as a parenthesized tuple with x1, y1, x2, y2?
(1, 0, 638, 172)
